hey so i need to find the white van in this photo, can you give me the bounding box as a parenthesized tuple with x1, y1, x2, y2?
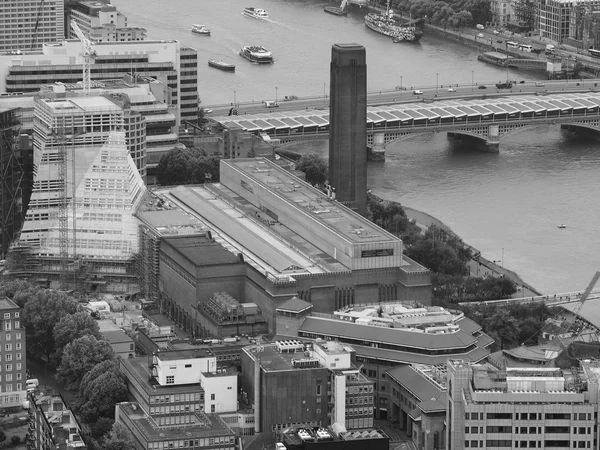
(263, 100, 279, 108)
(26, 379, 39, 391)
(476, 24, 485, 30)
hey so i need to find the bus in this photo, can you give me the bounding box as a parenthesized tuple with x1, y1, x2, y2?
(520, 44, 533, 52)
(506, 41, 519, 49)
(589, 48, 600, 58)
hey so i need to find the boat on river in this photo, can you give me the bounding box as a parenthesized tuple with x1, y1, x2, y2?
(324, 0, 348, 16)
(364, 0, 422, 42)
(208, 59, 235, 72)
(243, 7, 269, 20)
(239, 45, 274, 64)
(191, 24, 211, 35)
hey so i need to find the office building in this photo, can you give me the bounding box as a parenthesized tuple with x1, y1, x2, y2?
(68, 1, 146, 42)
(117, 349, 237, 450)
(0, 298, 27, 409)
(0, 0, 65, 52)
(241, 339, 374, 444)
(0, 108, 27, 258)
(27, 392, 86, 450)
(446, 359, 600, 450)
(0, 39, 199, 125)
(491, 0, 513, 26)
(328, 44, 367, 215)
(386, 364, 447, 450)
(150, 158, 430, 336)
(12, 96, 146, 290)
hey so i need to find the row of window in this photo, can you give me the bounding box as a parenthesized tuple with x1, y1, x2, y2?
(0, 382, 22, 392)
(467, 441, 591, 449)
(147, 436, 235, 449)
(2, 343, 22, 351)
(466, 412, 593, 421)
(466, 426, 592, 435)
(151, 392, 203, 403)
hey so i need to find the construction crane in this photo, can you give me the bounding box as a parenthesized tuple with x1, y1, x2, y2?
(557, 270, 600, 346)
(30, 0, 46, 50)
(70, 20, 95, 95)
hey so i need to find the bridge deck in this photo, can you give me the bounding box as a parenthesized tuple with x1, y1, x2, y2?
(211, 92, 600, 136)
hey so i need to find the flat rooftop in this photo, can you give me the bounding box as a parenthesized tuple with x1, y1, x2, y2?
(156, 348, 214, 361)
(244, 344, 326, 372)
(119, 402, 234, 440)
(224, 159, 399, 246)
(41, 96, 121, 112)
(136, 209, 206, 235)
(162, 234, 242, 267)
(121, 357, 205, 395)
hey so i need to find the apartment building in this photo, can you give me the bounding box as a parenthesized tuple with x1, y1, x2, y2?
(117, 349, 237, 450)
(0, 298, 26, 409)
(68, 1, 146, 42)
(0, 39, 199, 126)
(0, 0, 65, 52)
(27, 392, 86, 450)
(447, 359, 600, 450)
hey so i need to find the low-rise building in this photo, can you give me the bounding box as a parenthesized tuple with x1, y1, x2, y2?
(101, 330, 135, 358)
(27, 392, 86, 450)
(279, 426, 389, 450)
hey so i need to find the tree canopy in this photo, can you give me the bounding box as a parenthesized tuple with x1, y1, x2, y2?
(295, 153, 328, 187)
(53, 311, 103, 365)
(78, 360, 128, 422)
(391, 0, 491, 28)
(22, 290, 79, 360)
(56, 335, 115, 391)
(103, 423, 136, 450)
(156, 147, 220, 186)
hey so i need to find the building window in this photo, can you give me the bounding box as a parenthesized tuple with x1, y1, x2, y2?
(316, 385, 321, 396)
(211, 405, 215, 413)
(166, 376, 174, 384)
(211, 394, 215, 400)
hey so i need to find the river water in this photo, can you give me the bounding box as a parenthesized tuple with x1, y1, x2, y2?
(114, 0, 600, 294)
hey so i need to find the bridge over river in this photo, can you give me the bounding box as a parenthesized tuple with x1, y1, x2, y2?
(209, 90, 600, 159)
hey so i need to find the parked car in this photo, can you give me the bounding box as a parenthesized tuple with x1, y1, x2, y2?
(477, 33, 484, 38)
(413, 89, 423, 95)
(493, 30, 500, 34)
(448, 87, 457, 92)
(478, 85, 487, 89)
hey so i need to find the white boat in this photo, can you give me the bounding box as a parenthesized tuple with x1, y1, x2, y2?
(558, 224, 566, 229)
(239, 45, 274, 64)
(243, 7, 269, 19)
(191, 24, 211, 35)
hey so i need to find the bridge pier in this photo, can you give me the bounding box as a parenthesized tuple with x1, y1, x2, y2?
(367, 131, 386, 161)
(447, 125, 500, 153)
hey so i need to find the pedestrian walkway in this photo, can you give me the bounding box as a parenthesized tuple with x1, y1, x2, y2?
(374, 420, 411, 443)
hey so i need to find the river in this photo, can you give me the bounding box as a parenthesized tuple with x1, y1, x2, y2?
(113, 0, 600, 294)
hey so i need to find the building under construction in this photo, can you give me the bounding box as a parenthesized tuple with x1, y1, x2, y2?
(10, 95, 146, 292)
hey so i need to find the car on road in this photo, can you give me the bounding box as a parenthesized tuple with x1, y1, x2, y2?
(413, 89, 423, 95)
(477, 33, 484, 38)
(447, 87, 457, 92)
(535, 82, 545, 87)
(478, 85, 487, 89)
(493, 30, 500, 34)
(203, 109, 213, 114)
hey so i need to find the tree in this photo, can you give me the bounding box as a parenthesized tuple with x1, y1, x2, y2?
(78, 361, 128, 422)
(91, 418, 114, 441)
(23, 290, 79, 360)
(53, 311, 103, 365)
(56, 335, 115, 391)
(156, 147, 220, 186)
(0, 279, 37, 308)
(296, 153, 328, 186)
(103, 423, 135, 450)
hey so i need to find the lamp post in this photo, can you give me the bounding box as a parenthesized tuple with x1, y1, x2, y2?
(471, 70, 474, 91)
(275, 86, 278, 104)
(400, 76, 403, 92)
(436, 72, 439, 94)
(233, 90, 237, 108)
(502, 247, 504, 268)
